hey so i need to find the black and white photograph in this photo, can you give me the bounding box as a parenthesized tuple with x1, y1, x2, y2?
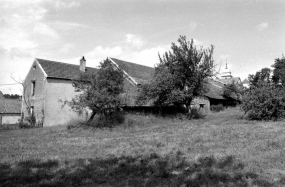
(0, 0, 285, 186)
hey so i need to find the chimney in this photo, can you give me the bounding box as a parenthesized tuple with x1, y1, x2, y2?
(80, 56, 86, 72)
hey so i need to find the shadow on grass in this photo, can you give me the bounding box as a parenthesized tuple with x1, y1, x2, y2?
(0, 152, 273, 187)
(0, 124, 19, 132)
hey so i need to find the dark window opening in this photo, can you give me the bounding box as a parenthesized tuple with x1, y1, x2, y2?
(32, 81, 36, 96)
(30, 106, 34, 116)
(33, 65, 36, 70)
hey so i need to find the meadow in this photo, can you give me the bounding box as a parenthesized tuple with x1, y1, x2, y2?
(1, 107, 285, 186)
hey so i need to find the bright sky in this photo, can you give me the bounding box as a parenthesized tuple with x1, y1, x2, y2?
(0, 0, 284, 94)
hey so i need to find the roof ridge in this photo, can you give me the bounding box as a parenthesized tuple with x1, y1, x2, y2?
(110, 57, 154, 69)
(36, 58, 96, 69)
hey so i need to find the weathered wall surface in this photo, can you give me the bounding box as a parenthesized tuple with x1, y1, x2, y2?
(121, 79, 138, 106)
(22, 60, 47, 124)
(44, 78, 88, 126)
(1, 114, 21, 125)
(191, 96, 210, 113)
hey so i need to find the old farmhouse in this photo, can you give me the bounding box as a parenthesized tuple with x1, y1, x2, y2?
(22, 56, 240, 127)
(22, 57, 154, 126)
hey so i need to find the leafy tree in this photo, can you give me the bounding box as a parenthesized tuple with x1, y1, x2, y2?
(137, 36, 215, 115)
(272, 55, 285, 85)
(248, 67, 271, 87)
(3, 94, 21, 99)
(223, 82, 243, 101)
(68, 59, 124, 121)
(241, 56, 285, 120)
(241, 83, 285, 120)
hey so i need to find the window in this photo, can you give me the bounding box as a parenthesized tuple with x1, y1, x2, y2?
(30, 106, 34, 116)
(33, 65, 36, 70)
(31, 81, 35, 96)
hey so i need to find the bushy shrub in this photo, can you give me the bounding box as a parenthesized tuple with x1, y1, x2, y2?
(19, 115, 39, 128)
(241, 83, 285, 120)
(210, 104, 224, 112)
(94, 111, 125, 128)
(67, 111, 126, 129)
(66, 119, 85, 130)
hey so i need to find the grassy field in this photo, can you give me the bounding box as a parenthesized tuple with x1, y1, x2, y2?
(1, 107, 285, 186)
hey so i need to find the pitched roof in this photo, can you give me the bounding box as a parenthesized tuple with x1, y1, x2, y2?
(109, 58, 155, 84)
(37, 58, 98, 80)
(0, 99, 21, 114)
(204, 79, 241, 101)
(217, 77, 241, 85)
(204, 80, 226, 100)
(242, 79, 249, 84)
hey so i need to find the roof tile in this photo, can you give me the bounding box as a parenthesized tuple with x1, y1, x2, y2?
(204, 80, 226, 100)
(110, 58, 155, 84)
(37, 58, 98, 80)
(0, 99, 21, 114)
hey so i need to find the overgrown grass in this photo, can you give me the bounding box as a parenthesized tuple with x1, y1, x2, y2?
(0, 152, 273, 187)
(210, 104, 225, 113)
(1, 107, 285, 186)
(66, 111, 126, 129)
(0, 123, 19, 132)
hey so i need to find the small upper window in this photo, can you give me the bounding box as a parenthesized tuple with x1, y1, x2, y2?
(30, 106, 34, 116)
(31, 81, 36, 96)
(33, 65, 36, 70)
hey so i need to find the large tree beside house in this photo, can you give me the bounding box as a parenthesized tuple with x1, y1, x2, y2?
(68, 59, 124, 121)
(137, 36, 215, 115)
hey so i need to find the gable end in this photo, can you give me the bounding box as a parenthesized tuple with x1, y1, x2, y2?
(108, 57, 138, 85)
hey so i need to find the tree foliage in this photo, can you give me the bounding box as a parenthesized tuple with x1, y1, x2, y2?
(137, 36, 215, 112)
(242, 56, 285, 120)
(248, 67, 271, 87)
(272, 55, 285, 85)
(3, 94, 21, 99)
(241, 83, 285, 120)
(68, 59, 124, 121)
(223, 82, 243, 101)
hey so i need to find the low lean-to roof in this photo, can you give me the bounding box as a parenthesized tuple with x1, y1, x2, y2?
(109, 58, 155, 84)
(0, 99, 21, 114)
(37, 59, 98, 80)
